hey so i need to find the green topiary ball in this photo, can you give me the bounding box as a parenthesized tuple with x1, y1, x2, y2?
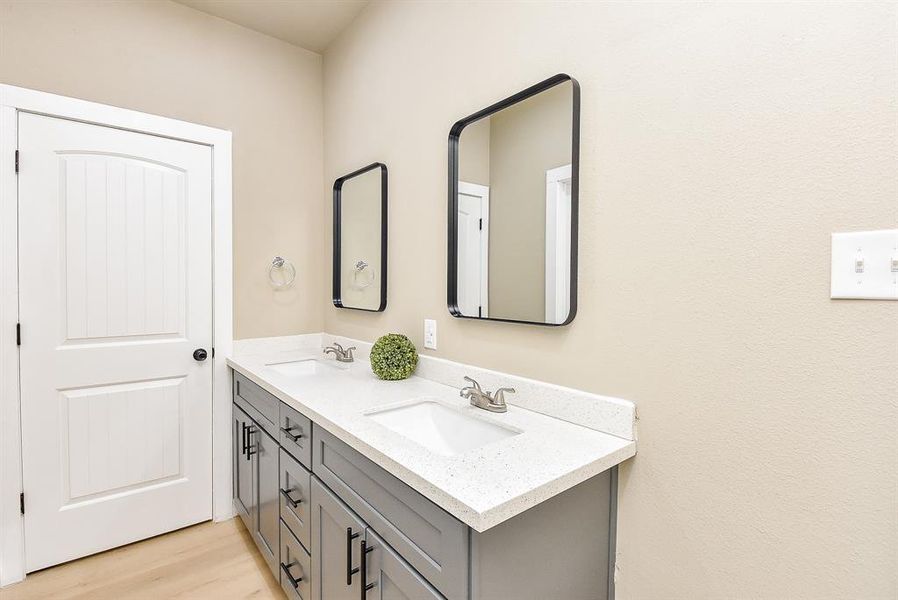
(370, 334, 418, 381)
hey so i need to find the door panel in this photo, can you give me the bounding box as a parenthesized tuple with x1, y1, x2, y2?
(311, 477, 365, 600)
(65, 377, 183, 500)
(365, 529, 443, 600)
(18, 112, 213, 572)
(254, 425, 280, 576)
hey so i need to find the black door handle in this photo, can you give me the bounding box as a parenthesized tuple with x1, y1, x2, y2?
(245, 426, 256, 460)
(360, 539, 375, 598)
(346, 527, 360, 585)
(193, 348, 208, 361)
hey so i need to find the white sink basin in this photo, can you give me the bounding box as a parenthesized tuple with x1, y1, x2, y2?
(366, 400, 520, 457)
(265, 358, 347, 377)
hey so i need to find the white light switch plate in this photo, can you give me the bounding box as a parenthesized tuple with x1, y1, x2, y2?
(831, 229, 898, 300)
(423, 319, 437, 350)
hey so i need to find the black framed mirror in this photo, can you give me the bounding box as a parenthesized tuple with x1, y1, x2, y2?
(333, 162, 387, 312)
(448, 74, 580, 326)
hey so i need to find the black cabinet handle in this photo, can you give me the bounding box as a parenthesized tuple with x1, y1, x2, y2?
(346, 527, 360, 585)
(280, 487, 302, 508)
(245, 426, 256, 460)
(360, 539, 375, 598)
(193, 348, 208, 361)
(280, 425, 303, 442)
(280, 561, 302, 589)
(241, 423, 248, 456)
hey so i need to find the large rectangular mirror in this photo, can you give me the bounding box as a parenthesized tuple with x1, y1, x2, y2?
(448, 74, 580, 326)
(333, 162, 387, 311)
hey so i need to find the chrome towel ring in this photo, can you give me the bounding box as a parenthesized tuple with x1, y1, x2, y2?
(268, 256, 296, 289)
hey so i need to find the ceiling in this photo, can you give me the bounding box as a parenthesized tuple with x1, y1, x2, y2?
(174, 0, 369, 53)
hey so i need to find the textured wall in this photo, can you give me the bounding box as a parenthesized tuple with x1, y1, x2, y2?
(0, 0, 325, 339)
(323, 2, 898, 597)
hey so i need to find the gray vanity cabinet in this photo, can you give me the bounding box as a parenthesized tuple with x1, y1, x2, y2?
(232, 374, 281, 580)
(232, 369, 617, 600)
(310, 477, 365, 600)
(233, 405, 254, 524)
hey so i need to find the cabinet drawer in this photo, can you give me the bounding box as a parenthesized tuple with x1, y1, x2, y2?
(280, 520, 312, 600)
(279, 402, 312, 468)
(312, 426, 468, 600)
(234, 372, 279, 427)
(280, 448, 311, 552)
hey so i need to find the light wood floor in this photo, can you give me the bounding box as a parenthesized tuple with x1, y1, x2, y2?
(0, 518, 285, 600)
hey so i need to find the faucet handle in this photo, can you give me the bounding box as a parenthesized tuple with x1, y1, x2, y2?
(332, 342, 345, 352)
(463, 376, 482, 391)
(492, 387, 516, 406)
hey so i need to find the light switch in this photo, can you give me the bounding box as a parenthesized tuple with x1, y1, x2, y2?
(831, 229, 898, 300)
(423, 319, 437, 350)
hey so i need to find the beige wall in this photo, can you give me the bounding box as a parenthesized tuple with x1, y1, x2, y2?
(324, 2, 898, 598)
(488, 83, 572, 321)
(0, 0, 325, 339)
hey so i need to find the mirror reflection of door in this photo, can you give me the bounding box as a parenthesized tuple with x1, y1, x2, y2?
(545, 164, 572, 323)
(457, 182, 489, 317)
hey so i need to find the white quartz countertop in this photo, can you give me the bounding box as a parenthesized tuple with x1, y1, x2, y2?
(227, 350, 636, 532)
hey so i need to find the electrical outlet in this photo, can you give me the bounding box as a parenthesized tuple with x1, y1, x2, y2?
(831, 229, 898, 299)
(424, 319, 437, 350)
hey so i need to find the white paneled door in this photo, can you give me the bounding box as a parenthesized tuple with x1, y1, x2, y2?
(18, 113, 213, 572)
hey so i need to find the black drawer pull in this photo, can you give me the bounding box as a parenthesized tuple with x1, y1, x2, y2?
(280, 487, 302, 508)
(280, 425, 304, 442)
(360, 539, 375, 598)
(346, 527, 360, 585)
(241, 422, 248, 456)
(280, 561, 303, 589)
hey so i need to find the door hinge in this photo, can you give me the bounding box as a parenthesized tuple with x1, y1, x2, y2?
(19, 492, 24, 515)
(14, 150, 19, 174)
(478, 306, 482, 317)
(211, 347, 215, 359)
(16, 323, 20, 346)
(478, 218, 482, 230)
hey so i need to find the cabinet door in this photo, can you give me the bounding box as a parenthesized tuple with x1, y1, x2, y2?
(251, 424, 280, 577)
(363, 528, 444, 600)
(311, 477, 366, 600)
(233, 405, 254, 530)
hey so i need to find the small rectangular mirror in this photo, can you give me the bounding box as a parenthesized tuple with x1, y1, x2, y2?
(448, 74, 580, 325)
(333, 162, 387, 311)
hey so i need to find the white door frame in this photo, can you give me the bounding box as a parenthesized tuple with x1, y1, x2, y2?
(545, 164, 572, 323)
(0, 85, 233, 586)
(458, 181, 490, 317)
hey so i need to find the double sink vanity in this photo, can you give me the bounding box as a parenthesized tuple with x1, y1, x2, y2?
(228, 336, 636, 600)
(231, 71, 635, 600)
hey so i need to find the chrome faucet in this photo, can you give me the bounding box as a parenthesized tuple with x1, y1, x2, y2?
(323, 342, 355, 363)
(459, 376, 514, 413)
